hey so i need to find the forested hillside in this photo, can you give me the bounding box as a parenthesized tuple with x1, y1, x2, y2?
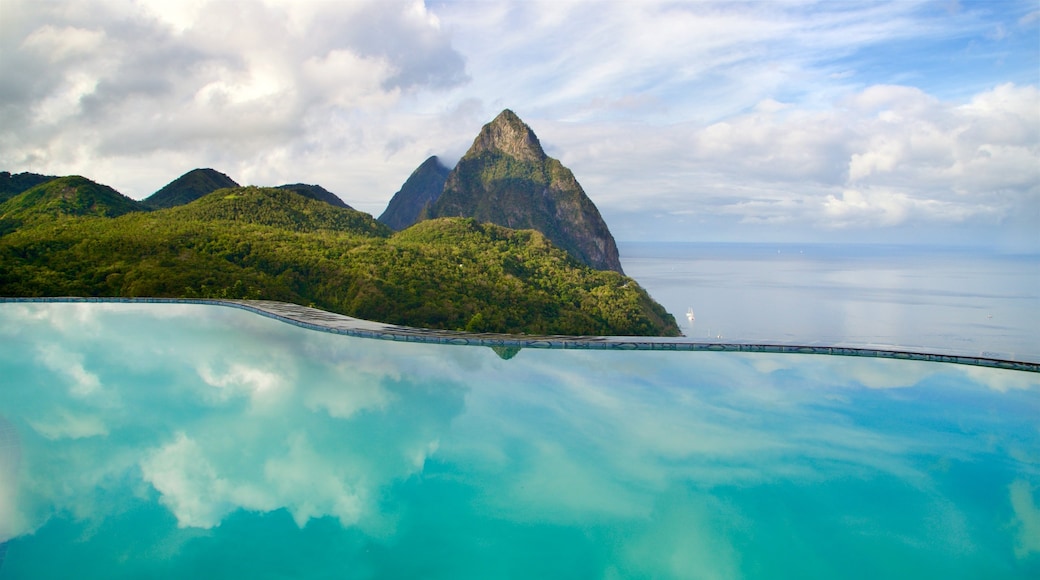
(0, 182, 679, 336)
(0, 176, 143, 235)
(0, 171, 58, 204)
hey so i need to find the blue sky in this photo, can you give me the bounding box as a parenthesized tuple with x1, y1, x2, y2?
(1, 0, 1037, 248)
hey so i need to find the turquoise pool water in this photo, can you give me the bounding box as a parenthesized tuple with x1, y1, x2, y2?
(1, 302, 1038, 578)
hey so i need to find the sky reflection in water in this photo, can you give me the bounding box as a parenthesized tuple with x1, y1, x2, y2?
(1, 303, 1038, 578)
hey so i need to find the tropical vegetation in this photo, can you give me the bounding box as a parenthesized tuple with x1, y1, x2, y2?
(0, 176, 679, 336)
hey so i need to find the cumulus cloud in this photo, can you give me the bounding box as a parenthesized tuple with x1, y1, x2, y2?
(28, 409, 108, 440)
(141, 432, 250, 529)
(196, 362, 289, 408)
(436, 1, 1038, 244)
(2, 302, 1037, 574)
(1009, 479, 1040, 559)
(3, 303, 467, 539)
(0, 0, 1036, 245)
(963, 366, 1040, 393)
(549, 83, 1037, 241)
(303, 373, 395, 419)
(445, 349, 954, 524)
(0, 0, 467, 197)
(0, 417, 23, 543)
(35, 344, 102, 397)
(139, 430, 372, 530)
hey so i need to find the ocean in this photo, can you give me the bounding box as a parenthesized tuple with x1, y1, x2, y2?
(620, 242, 1040, 362)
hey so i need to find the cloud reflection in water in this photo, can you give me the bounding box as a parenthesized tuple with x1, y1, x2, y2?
(0, 303, 1037, 578)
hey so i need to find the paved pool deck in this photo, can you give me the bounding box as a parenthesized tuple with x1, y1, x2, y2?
(3, 297, 1037, 373)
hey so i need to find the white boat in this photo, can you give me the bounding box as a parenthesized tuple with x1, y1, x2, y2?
(686, 307, 695, 323)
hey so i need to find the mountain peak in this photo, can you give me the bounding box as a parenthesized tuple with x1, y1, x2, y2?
(431, 110, 625, 273)
(378, 155, 451, 231)
(0, 175, 142, 228)
(145, 168, 239, 209)
(275, 183, 351, 209)
(469, 109, 546, 163)
(1, 171, 58, 204)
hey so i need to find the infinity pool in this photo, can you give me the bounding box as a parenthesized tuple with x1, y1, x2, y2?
(1, 302, 1038, 578)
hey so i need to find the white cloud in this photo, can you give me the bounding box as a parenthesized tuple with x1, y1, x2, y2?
(197, 363, 284, 396)
(262, 433, 365, 528)
(20, 24, 106, 62)
(35, 344, 102, 397)
(28, 409, 108, 440)
(822, 188, 986, 229)
(0, 0, 465, 198)
(0, 418, 23, 543)
(3, 301, 1036, 572)
(0, 0, 1035, 246)
(303, 374, 395, 419)
(133, 0, 209, 34)
(446, 350, 960, 526)
(545, 82, 1036, 240)
(141, 432, 269, 528)
(194, 359, 299, 414)
(963, 366, 1040, 393)
(0, 303, 472, 538)
(1009, 479, 1040, 559)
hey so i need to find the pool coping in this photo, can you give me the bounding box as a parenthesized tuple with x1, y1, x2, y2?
(3, 297, 1037, 373)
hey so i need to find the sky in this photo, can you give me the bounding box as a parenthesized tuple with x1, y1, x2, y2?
(1, 0, 1038, 249)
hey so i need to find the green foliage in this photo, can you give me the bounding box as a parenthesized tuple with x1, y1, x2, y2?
(0, 185, 680, 337)
(167, 186, 391, 237)
(275, 184, 350, 209)
(369, 218, 678, 335)
(0, 176, 144, 227)
(491, 346, 522, 360)
(0, 171, 58, 204)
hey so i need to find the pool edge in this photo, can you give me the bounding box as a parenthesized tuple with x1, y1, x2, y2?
(3, 297, 1037, 373)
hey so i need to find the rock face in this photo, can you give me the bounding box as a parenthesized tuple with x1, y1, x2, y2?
(428, 110, 624, 273)
(378, 156, 450, 230)
(144, 168, 239, 209)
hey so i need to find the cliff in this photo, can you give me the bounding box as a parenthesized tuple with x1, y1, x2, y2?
(427, 110, 624, 273)
(378, 156, 450, 231)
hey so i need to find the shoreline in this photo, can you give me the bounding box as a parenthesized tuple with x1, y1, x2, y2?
(2, 296, 1037, 373)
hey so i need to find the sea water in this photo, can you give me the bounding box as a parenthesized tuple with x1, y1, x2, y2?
(621, 243, 1040, 361)
(1, 302, 1038, 578)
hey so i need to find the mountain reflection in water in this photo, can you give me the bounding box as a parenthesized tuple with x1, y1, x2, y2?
(1, 302, 1038, 578)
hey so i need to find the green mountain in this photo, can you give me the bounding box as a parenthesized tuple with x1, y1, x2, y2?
(378, 156, 450, 230)
(0, 171, 58, 204)
(167, 186, 389, 236)
(427, 110, 625, 273)
(0, 175, 143, 234)
(144, 168, 239, 209)
(275, 183, 351, 209)
(0, 181, 679, 337)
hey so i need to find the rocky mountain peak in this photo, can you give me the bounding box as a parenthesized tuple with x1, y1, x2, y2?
(429, 109, 625, 274)
(378, 155, 451, 231)
(469, 109, 546, 163)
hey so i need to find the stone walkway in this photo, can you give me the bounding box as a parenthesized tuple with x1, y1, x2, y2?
(3, 297, 1037, 373)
